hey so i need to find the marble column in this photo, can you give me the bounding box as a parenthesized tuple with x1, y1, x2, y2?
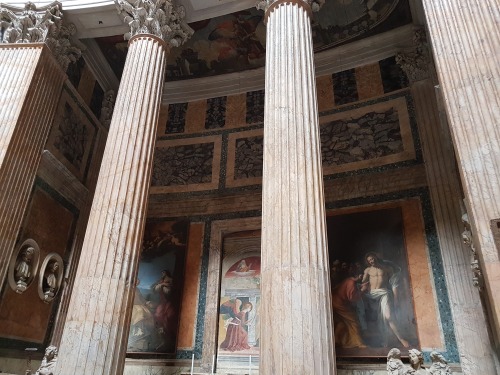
(397, 29, 497, 373)
(257, 0, 336, 373)
(421, 0, 500, 349)
(0, 2, 80, 291)
(54, 2, 192, 374)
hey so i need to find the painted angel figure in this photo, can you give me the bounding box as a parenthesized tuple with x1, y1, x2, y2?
(219, 298, 253, 352)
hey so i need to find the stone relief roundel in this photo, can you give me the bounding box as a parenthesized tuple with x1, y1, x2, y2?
(8, 239, 41, 294)
(38, 253, 64, 303)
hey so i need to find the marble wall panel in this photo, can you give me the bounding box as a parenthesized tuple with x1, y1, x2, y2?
(317, 74, 335, 112)
(165, 103, 188, 134)
(150, 136, 221, 194)
(225, 93, 246, 129)
(45, 87, 98, 184)
(0, 181, 77, 346)
(355, 63, 385, 100)
(333, 68, 359, 105)
(205, 96, 227, 130)
(177, 222, 204, 350)
(226, 129, 263, 188)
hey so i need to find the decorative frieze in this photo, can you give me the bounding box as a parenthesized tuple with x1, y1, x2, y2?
(115, 0, 193, 47)
(395, 28, 431, 83)
(0, 1, 82, 70)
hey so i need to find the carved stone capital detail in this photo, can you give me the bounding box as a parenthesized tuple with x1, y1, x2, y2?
(114, 0, 194, 48)
(100, 90, 115, 129)
(462, 213, 484, 291)
(395, 28, 431, 83)
(256, 0, 325, 15)
(0, 1, 83, 71)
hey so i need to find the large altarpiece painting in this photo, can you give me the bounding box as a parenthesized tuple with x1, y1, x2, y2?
(127, 220, 189, 356)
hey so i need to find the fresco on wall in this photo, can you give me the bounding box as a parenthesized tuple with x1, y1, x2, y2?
(327, 207, 418, 357)
(127, 221, 189, 355)
(96, 0, 410, 80)
(218, 240, 261, 362)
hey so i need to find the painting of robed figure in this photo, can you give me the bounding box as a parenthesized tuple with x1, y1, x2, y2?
(127, 220, 189, 356)
(327, 205, 419, 357)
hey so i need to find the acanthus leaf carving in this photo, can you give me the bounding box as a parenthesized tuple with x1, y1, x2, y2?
(396, 28, 431, 83)
(114, 0, 194, 48)
(0, 1, 83, 71)
(462, 212, 484, 291)
(256, 0, 325, 13)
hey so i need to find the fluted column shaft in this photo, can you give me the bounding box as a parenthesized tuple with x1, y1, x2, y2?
(0, 44, 65, 290)
(422, 0, 500, 345)
(261, 2, 336, 374)
(55, 34, 167, 375)
(411, 79, 496, 374)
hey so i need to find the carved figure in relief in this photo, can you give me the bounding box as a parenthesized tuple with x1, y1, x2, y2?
(361, 252, 409, 347)
(15, 246, 35, 292)
(387, 348, 406, 375)
(43, 261, 59, 300)
(428, 351, 451, 375)
(408, 348, 427, 374)
(25, 345, 57, 375)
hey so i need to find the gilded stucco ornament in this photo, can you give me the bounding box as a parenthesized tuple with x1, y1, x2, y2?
(0, 1, 82, 70)
(115, 0, 194, 47)
(256, 0, 325, 13)
(395, 28, 431, 83)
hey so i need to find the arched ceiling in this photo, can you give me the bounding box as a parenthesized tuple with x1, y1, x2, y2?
(92, 0, 411, 81)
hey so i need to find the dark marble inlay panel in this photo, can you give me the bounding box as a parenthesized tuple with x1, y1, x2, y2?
(246, 90, 265, 124)
(333, 68, 359, 105)
(205, 96, 227, 129)
(166, 103, 188, 134)
(321, 107, 403, 167)
(152, 143, 215, 186)
(379, 56, 409, 93)
(234, 136, 264, 179)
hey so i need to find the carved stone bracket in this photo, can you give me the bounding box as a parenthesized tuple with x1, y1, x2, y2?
(462, 213, 484, 291)
(114, 0, 194, 47)
(395, 28, 431, 83)
(0, 1, 82, 71)
(99, 89, 115, 129)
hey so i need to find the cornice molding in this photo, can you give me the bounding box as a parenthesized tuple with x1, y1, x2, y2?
(162, 24, 415, 103)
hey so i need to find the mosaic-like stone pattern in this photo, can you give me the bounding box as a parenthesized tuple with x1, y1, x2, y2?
(234, 136, 264, 179)
(152, 143, 214, 186)
(333, 68, 359, 105)
(205, 96, 227, 129)
(246, 90, 265, 124)
(379, 56, 409, 93)
(321, 108, 403, 167)
(166, 103, 188, 134)
(54, 103, 89, 170)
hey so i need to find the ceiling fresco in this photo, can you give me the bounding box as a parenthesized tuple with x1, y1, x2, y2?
(95, 0, 411, 81)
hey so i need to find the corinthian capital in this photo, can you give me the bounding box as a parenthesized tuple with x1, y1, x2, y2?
(0, 1, 82, 71)
(256, 0, 325, 14)
(115, 0, 194, 48)
(395, 28, 431, 83)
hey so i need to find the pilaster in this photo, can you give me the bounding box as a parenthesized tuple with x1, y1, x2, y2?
(421, 0, 500, 351)
(0, 43, 66, 294)
(259, 0, 336, 373)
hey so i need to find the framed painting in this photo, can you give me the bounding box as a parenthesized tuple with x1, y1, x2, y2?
(327, 204, 419, 357)
(127, 220, 189, 356)
(217, 234, 260, 369)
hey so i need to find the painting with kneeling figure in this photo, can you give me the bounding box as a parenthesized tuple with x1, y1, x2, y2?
(127, 220, 189, 356)
(217, 233, 261, 369)
(327, 205, 419, 357)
